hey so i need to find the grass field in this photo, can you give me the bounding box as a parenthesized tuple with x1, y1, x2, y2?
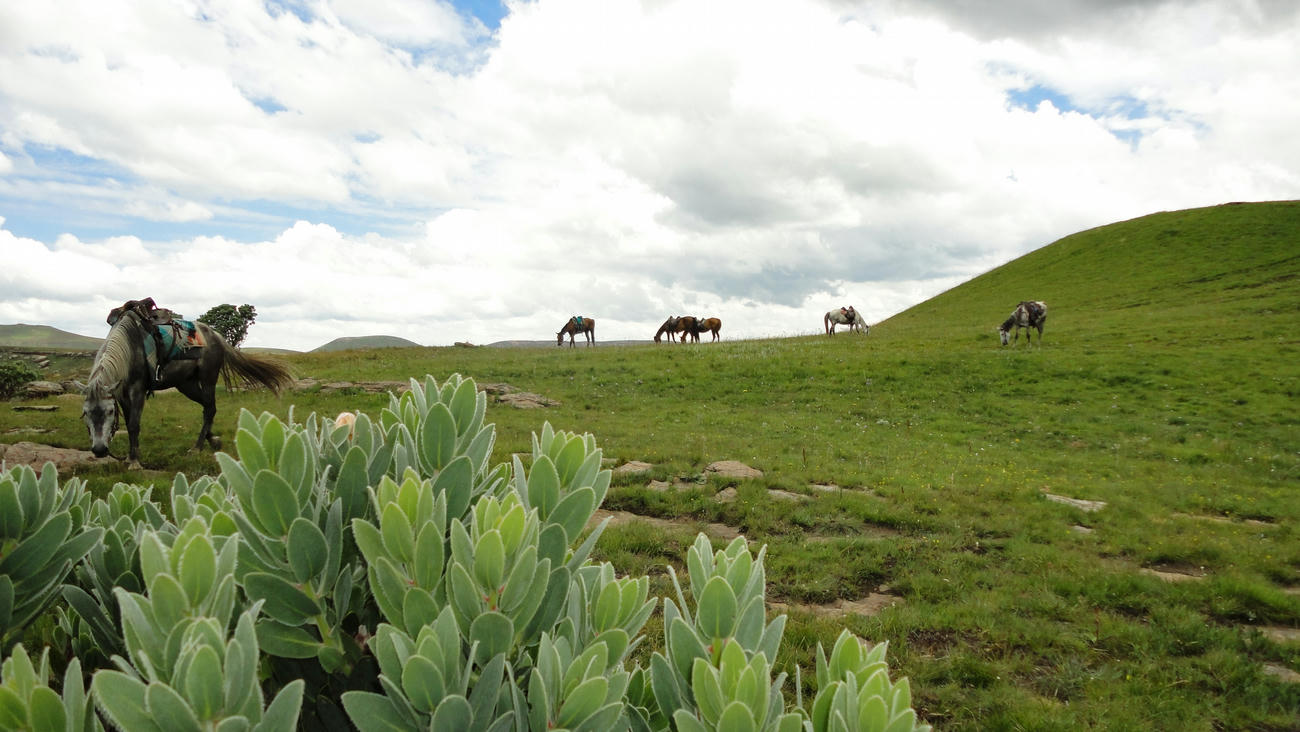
(3, 202, 1298, 729)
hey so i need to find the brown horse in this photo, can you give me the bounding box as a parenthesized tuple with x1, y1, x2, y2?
(674, 316, 702, 343)
(697, 317, 722, 342)
(557, 316, 596, 347)
(653, 316, 680, 343)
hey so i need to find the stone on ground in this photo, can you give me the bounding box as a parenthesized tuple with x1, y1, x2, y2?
(705, 460, 763, 479)
(1043, 493, 1107, 512)
(613, 460, 653, 475)
(0, 441, 103, 471)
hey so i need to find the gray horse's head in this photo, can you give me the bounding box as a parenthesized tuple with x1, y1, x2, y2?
(78, 382, 118, 458)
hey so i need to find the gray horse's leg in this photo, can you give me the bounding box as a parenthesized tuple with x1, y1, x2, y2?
(175, 379, 219, 450)
(123, 390, 145, 467)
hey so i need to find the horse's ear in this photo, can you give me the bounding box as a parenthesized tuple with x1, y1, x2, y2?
(73, 380, 88, 394)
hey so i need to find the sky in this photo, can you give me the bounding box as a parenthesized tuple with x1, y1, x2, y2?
(1, 0, 1297, 350)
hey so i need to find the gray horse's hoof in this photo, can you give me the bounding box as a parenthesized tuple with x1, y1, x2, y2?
(210, 436, 222, 450)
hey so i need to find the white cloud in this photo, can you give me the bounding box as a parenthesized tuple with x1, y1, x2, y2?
(1, 0, 1298, 350)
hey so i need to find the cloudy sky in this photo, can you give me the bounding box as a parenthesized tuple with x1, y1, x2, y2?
(2, 0, 1297, 350)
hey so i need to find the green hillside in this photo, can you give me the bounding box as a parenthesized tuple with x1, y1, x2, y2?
(3, 202, 1297, 730)
(881, 200, 1299, 343)
(0, 323, 102, 350)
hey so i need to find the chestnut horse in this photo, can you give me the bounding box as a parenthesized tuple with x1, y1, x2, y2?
(696, 317, 722, 342)
(557, 316, 596, 347)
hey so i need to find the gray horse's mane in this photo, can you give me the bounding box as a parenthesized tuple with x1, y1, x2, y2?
(87, 314, 137, 399)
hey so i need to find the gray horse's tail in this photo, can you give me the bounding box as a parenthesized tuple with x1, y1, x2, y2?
(220, 346, 295, 395)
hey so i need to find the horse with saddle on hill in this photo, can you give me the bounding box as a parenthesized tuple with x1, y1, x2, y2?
(824, 306, 868, 335)
(653, 316, 680, 343)
(80, 298, 294, 469)
(557, 315, 596, 347)
(999, 300, 1048, 345)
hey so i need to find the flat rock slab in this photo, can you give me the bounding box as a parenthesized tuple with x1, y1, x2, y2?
(0, 441, 104, 471)
(587, 509, 739, 541)
(1255, 626, 1300, 645)
(1043, 493, 1107, 512)
(613, 461, 653, 475)
(768, 591, 902, 618)
(705, 461, 763, 479)
(496, 392, 560, 409)
(1262, 664, 1300, 684)
(12, 405, 58, 412)
(23, 381, 65, 397)
(715, 486, 808, 503)
(1140, 566, 1206, 582)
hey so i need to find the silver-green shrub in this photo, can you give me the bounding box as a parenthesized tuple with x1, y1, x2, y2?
(1, 373, 928, 732)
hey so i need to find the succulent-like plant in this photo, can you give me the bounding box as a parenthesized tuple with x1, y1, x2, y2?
(90, 518, 303, 732)
(0, 644, 99, 732)
(807, 632, 931, 732)
(0, 463, 103, 652)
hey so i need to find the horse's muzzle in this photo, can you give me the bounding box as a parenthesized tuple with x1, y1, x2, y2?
(91, 444, 110, 458)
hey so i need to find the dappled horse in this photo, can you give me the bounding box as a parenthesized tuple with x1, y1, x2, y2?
(653, 316, 680, 343)
(557, 316, 596, 347)
(824, 306, 868, 335)
(81, 300, 295, 468)
(696, 317, 722, 342)
(999, 300, 1048, 345)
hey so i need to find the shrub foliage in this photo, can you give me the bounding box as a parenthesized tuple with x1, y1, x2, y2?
(0, 358, 41, 399)
(0, 374, 927, 731)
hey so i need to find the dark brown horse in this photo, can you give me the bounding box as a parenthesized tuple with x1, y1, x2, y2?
(80, 306, 294, 468)
(653, 316, 680, 343)
(696, 317, 722, 342)
(557, 316, 596, 347)
(674, 316, 702, 343)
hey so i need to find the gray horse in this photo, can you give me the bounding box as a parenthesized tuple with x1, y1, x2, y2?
(80, 306, 294, 468)
(999, 301, 1048, 345)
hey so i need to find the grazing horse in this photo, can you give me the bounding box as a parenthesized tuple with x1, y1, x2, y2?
(653, 316, 680, 343)
(999, 301, 1048, 345)
(557, 316, 596, 347)
(696, 317, 722, 342)
(674, 316, 703, 343)
(80, 305, 294, 468)
(824, 306, 868, 335)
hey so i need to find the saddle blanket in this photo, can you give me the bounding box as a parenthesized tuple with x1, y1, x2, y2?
(145, 319, 206, 365)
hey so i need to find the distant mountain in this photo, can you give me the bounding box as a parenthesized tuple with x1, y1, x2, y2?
(0, 324, 103, 350)
(311, 335, 424, 352)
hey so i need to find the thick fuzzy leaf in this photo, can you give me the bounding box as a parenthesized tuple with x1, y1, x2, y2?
(286, 518, 328, 585)
(146, 682, 202, 732)
(254, 679, 304, 732)
(243, 573, 320, 626)
(27, 686, 67, 732)
(419, 404, 457, 472)
(250, 471, 298, 538)
(430, 695, 472, 730)
(92, 671, 164, 732)
(340, 692, 410, 732)
(178, 534, 217, 607)
(255, 621, 321, 659)
(697, 576, 738, 640)
(185, 645, 224, 721)
(469, 612, 514, 667)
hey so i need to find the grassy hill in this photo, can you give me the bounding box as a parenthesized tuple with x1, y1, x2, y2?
(310, 335, 424, 352)
(0, 323, 102, 350)
(3, 202, 1297, 730)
